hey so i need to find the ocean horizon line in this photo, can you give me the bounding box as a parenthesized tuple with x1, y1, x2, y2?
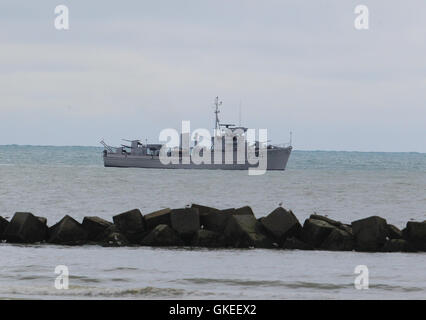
(0, 144, 424, 154)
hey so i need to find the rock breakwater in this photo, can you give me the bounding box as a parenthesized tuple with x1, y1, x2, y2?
(1, 205, 425, 252)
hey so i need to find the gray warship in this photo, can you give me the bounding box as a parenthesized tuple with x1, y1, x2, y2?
(101, 97, 292, 171)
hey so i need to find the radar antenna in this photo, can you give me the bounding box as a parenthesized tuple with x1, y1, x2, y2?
(238, 99, 242, 127)
(213, 96, 222, 130)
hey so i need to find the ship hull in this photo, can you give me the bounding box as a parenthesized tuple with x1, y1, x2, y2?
(103, 147, 292, 170)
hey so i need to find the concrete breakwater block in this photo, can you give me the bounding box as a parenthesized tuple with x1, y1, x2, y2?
(320, 228, 354, 251)
(192, 204, 255, 234)
(199, 209, 232, 233)
(403, 221, 426, 251)
(352, 216, 388, 252)
(102, 231, 129, 247)
(144, 208, 172, 230)
(282, 237, 314, 250)
(201, 210, 231, 234)
(260, 207, 302, 245)
(386, 224, 403, 240)
(1, 205, 425, 253)
(113, 209, 146, 243)
(191, 204, 220, 215)
(82, 216, 113, 241)
(234, 206, 255, 216)
(191, 204, 225, 233)
(37, 217, 47, 226)
(224, 214, 272, 248)
(191, 229, 226, 248)
(382, 239, 411, 252)
(309, 214, 343, 228)
(297, 215, 356, 250)
(300, 218, 336, 248)
(0, 216, 9, 240)
(48, 215, 88, 245)
(4, 212, 48, 243)
(98, 225, 129, 247)
(170, 208, 200, 242)
(141, 224, 184, 247)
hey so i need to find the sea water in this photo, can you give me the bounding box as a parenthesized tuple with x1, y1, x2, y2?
(0, 146, 425, 299)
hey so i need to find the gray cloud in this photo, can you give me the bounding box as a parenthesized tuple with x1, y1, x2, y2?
(0, 0, 425, 151)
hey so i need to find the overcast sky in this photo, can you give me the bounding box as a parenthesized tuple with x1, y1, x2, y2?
(1, 1, 425, 151)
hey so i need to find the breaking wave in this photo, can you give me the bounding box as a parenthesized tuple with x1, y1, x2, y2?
(0, 285, 190, 299)
(179, 278, 424, 292)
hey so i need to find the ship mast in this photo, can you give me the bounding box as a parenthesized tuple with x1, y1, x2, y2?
(214, 96, 222, 131)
